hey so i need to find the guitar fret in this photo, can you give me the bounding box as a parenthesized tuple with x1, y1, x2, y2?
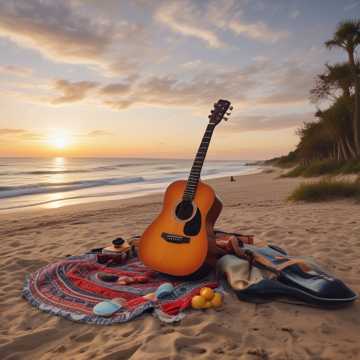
(187, 182, 197, 187)
(181, 105, 230, 201)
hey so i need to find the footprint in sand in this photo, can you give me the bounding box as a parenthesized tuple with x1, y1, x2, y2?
(72, 332, 96, 343)
(174, 337, 208, 355)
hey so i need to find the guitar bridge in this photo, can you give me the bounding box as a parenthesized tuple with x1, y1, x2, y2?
(161, 232, 190, 244)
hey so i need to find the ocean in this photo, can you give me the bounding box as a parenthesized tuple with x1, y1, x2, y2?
(0, 158, 261, 212)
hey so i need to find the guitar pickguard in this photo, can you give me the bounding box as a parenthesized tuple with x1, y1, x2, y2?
(183, 208, 201, 236)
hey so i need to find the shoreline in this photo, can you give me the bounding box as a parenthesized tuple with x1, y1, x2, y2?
(0, 166, 263, 214)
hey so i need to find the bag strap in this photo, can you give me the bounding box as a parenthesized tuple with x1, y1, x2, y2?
(230, 236, 311, 274)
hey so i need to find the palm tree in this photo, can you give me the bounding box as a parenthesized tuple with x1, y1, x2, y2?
(325, 20, 360, 156)
(310, 62, 356, 102)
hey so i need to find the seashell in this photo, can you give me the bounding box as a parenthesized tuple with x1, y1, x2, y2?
(93, 300, 122, 317)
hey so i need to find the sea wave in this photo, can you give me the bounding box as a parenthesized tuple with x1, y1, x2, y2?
(0, 162, 154, 176)
(0, 176, 145, 199)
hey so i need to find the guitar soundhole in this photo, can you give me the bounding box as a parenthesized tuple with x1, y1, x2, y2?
(175, 200, 194, 221)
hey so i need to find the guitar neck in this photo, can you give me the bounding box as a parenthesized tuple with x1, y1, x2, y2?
(183, 123, 216, 201)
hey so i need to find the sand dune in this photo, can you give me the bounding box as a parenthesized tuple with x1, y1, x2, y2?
(1, 170, 359, 359)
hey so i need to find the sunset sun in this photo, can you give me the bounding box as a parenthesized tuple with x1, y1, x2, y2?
(48, 133, 71, 150)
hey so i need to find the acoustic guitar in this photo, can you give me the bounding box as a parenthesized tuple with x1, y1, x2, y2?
(139, 99, 232, 276)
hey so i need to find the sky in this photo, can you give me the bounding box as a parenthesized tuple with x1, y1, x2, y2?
(0, 0, 359, 160)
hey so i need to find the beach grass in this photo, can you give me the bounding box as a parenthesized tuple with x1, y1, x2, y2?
(281, 160, 360, 178)
(289, 178, 360, 202)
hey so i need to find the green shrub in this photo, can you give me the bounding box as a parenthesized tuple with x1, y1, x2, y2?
(281, 159, 360, 178)
(340, 160, 360, 174)
(302, 160, 343, 176)
(280, 164, 307, 177)
(289, 178, 360, 202)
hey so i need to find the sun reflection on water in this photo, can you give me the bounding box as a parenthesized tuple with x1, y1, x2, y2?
(44, 192, 67, 209)
(44, 157, 68, 206)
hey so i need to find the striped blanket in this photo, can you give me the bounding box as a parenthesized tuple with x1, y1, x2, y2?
(22, 254, 217, 325)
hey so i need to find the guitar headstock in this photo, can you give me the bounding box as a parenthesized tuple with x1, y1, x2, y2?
(208, 99, 233, 126)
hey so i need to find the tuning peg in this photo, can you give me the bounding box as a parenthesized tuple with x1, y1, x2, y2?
(223, 117, 228, 121)
(229, 106, 233, 111)
(208, 115, 212, 118)
(226, 112, 231, 115)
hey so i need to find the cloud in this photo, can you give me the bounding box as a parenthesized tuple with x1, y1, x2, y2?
(0, 128, 27, 135)
(101, 69, 255, 109)
(0, 0, 141, 75)
(29, 58, 315, 110)
(289, 9, 300, 19)
(344, 2, 359, 11)
(100, 83, 132, 96)
(155, 1, 222, 48)
(87, 130, 111, 137)
(0, 65, 33, 77)
(257, 62, 317, 105)
(155, 0, 288, 47)
(0, 128, 41, 140)
(223, 112, 313, 132)
(228, 20, 289, 43)
(51, 79, 99, 104)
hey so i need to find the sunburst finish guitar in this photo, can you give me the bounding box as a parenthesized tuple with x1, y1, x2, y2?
(139, 100, 232, 276)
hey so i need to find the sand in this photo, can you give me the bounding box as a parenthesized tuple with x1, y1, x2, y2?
(1, 169, 360, 360)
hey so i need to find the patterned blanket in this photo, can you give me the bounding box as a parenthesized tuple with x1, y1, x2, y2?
(22, 254, 218, 325)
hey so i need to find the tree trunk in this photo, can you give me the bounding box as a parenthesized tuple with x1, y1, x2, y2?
(344, 136, 357, 158)
(348, 50, 360, 156)
(337, 142, 341, 161)
(339, 138, 348, 160)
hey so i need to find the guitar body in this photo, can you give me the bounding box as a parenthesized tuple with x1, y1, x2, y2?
(139, 180, 222, 276)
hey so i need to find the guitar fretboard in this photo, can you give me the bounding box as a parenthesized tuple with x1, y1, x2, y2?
(183, 123, 215, 201)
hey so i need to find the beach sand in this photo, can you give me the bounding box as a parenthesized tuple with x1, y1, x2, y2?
(1, 169, 359, 360)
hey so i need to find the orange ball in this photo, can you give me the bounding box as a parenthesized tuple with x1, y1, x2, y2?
(203, 301, 213, 309)
(211, 292, 223, 308)
(200, 287, 214, 300)
(191, 295, 206, 309)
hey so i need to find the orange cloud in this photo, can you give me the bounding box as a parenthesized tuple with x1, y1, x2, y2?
(0, 128, 42, 140)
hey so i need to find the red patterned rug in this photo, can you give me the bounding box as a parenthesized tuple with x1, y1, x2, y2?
(22, 254, 218, 325)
